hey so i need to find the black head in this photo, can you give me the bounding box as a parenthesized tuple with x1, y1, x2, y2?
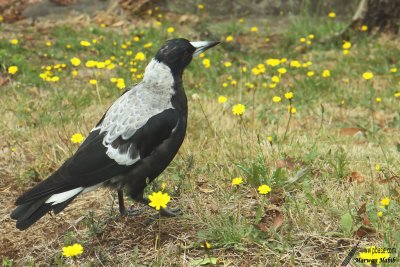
(154, 38, 219, 75)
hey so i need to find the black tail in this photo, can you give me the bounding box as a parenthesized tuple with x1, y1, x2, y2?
(11, 194, 78, 230)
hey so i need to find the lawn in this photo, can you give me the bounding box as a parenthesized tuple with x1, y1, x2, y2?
(0, 6, 399, 267)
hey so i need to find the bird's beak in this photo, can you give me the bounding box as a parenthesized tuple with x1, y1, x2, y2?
(190, 41, 220, 57)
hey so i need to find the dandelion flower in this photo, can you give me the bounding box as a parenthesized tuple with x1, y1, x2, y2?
(361, 25, 368, 31)
(290, 60, 301, 68)
(322, 69, 330, 78)
(343, 50, 350, 55)
(62, 243, 83, 257)
(134, 52, 146, 61)
(10, 39, 19, 45)
(231, 177, 243, 186)
(342, 41, 351, 49)
(307, 71, 315, 77)
(269, 83, 277, 89)
(72, 70, 78, 76)
(224, 61, 232, 68)
(0, 15, 3, 23)
(258, 184, 271, 195)
(133, 36, 140, 42)
(197, 4, 205, 9)
(377, 211, 383, 217)
(232, 104, 246, 115)
(290, 107, 297, 114)
(70, 133, 84, 144)
(308, 34, 315, 39)
(143, 42, 153, 48)
(148, 191, 171, 210)
(80, 40, 91, 47)
(46, 41, 52, 47)
(200, 242, 212, 249)
(70, 57, 81, 66)
(362, 71, 373, 80)
(202, 58, 211, 68)
(394, 92, 400, 97)
(299, 37, 306, 43)
(375, 97, 381, 103)
(375, 164, 380, 171)
(271, 76, 280, 83)
(277, 67, 287, 74)
(266, 58, 280, 67)
(267, 136, 273, 142)
(285, 92, 293, 99)
(167, 27, 175, 33)
(272, 96, 281, 103)
(226, 35, 234, 42)
(250, 26, 258, 32)
(328, 12, 336, 18)
(8, 66, 18, 75)
(380, 197, 390, 206)
(222, 82, 228, 88)
(390, 67, 397, 73)
(116, 78, 126, 89)
(89, 79, 97, 85)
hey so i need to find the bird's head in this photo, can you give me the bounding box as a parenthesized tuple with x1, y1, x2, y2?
(154, 38, 219, 75)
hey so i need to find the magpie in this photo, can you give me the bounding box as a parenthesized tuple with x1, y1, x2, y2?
(11, 38, 219, 230)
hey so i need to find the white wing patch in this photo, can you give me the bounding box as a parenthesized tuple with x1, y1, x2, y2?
(45, 188, 83, 205)
(93, 59, 176, 166)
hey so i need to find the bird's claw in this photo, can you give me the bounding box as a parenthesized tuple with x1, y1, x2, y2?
(143, 207, 182, 226)
(120, 207, 146, 217)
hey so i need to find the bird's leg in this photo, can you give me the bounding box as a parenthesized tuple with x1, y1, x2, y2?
(117, 190, 145, 216)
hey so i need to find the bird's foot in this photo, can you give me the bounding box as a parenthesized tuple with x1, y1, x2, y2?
(120, 206, 146, 217)
(143, 207, 182, 225)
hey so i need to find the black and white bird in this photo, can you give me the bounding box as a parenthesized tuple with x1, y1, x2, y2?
(11, 38, 219, 230)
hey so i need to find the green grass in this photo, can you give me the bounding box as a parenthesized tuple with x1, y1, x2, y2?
(1, 10, 400, 267)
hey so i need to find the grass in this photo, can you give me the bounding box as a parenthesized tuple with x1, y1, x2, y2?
(1, 7, 400, 267)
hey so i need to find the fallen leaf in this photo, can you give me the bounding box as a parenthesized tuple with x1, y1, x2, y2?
(357, 203, 366, 216)
(378, 175, 398, 184)
(346, 172, 365, 183)
(354, 225, 375, 238)
(257, 209, 284, 232)
(198, 187, 216, 194)
(0, 74, 9, 87)
(340, 127, 366, 137)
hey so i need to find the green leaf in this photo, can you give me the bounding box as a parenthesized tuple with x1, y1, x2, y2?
(341, 213, 353, 235)
(191, 257, 219, 266)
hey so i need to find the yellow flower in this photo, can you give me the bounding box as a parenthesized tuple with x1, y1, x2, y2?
(342, 41, 351, 49)
(72, 70, 78, 76)
(377, 211, 383, 217)
(202, 58, 211, 68)
(269, 83, 277, 89)
(231, 80, 237, 86)
(89, 79, 97, 85)
(197, 4, 205, 9)
(8, 66, 18, 75)
(251, 67, 261, 76)
(307, 71, 315, 77)
(362, 71, 373, 80)
(148, 191, 171, 210)
(308, 34, 315, 39)
(200, 242, 212, 249)
(70, 133, 84, 144)
(62, 243, 83, 257)
(343, 49, 350, 55)
(239, 18, 245, 23)
(51, 76, 59, 82)
(231, 177, 243, 186)
(66, 44, 72, 49)
(272, 96, 281, 103)
(218, 96, 227, 104)
(232, 104, 246, 115)
(290, 107, 297, 114)
(224, 61, 232, 68)
(0, 15, 3, 23)
(226, 35, 234, 42)
(290, 60, 301, 68)
(143, 42, 153, 48)
(80, 40, 91, 47)
(134, 52, 146, 61)
(85, 60, 97, 68)
(380, 197, 390, 206)
(299, 37, 306, 43)
(328, 12, 336, 18)
(100, 23, 107, 28)
(361, 25, 368, 31)
(271, 76, 280, 83)
(167, 27, 175, 33)
(258, 184, 271, 194)
(117, 78, 126, 89)
(267, 136, 273, 142)
(375, 164, 380, 171)
(285, 92, 293, 99)
(133, 36, 140, 42)
(70, 57, 81, 66)
(277, 67, 287, 74)
(390, 67, 397, 73)
(250, 26, 258, 32)
(46, 41, 52, 47)
(394, 92, 400, 97)
(375, 97, 381, 103)
(10, 39, 19, 45)
(322, 69, 330, 78)
(242, 66, 247, 72)
(96, 62, 106, 68)
(266, 58, 280, 67)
